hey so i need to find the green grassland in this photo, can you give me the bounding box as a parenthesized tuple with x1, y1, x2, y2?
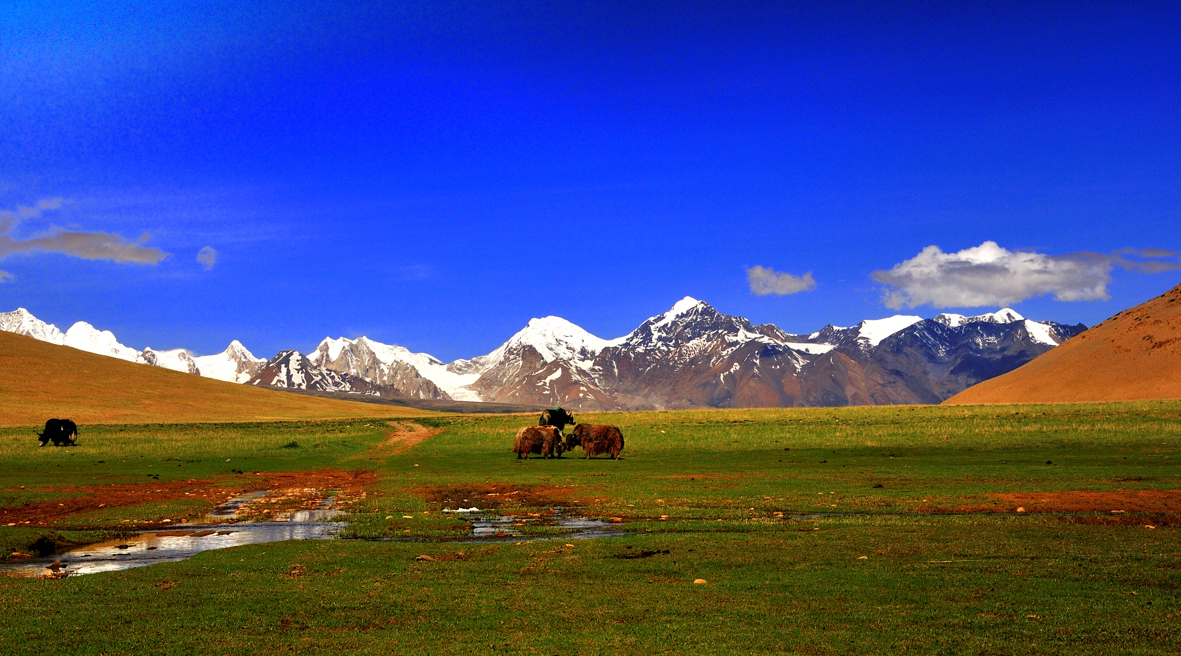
(1, 403, 1179, 654)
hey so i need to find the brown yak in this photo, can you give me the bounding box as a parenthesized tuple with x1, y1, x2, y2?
(565, 424, 624, 460)
(513, 425, 564, 459)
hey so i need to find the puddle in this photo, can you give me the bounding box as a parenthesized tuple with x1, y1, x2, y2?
(1, 520, 347, 578)
(206, 491, 269, 519)
(2, 491, 348, 578)
(462, 508, 624, 542)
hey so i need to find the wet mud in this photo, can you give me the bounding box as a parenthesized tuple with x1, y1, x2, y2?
(1, 490, 349, 578)
(1, 520, 346, 577)
(419, 483, 582, 510)
(1, 469, 373, 527)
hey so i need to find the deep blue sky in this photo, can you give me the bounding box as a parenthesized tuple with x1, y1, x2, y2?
(2, 1, 1179, 360)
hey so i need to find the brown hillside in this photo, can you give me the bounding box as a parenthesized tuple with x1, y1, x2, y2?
(946, 283, 1181, 405)
(0, 331, 434, 426)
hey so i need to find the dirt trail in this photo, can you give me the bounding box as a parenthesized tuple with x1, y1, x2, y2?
(375, 422, 443, 456)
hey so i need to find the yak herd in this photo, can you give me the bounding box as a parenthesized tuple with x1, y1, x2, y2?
(513, 408, 624, 460)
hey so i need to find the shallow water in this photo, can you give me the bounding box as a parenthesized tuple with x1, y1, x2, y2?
(1, 492, 347, 578)
(0, 498, 623, 577)
(1, 520, 347, 577)
(464, 508, 624, 542)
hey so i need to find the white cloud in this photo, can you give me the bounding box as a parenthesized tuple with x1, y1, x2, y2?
(0, 270, 12, 283)
(872, 241, 1118, 309)
(197, 246, 218, 270)
(747, 266, 817, 296)
(873, 241, 1181, 309)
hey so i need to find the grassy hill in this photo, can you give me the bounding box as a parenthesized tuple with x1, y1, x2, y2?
(0, 331, 435, 425)
(946, 282, 1181, 405)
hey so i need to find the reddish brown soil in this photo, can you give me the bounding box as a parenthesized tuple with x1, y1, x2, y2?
(374, 423, 442, 456)
(417, 483, 582, 509)
(1, 469, 374, 526)
(925, 489, 1181, 515)
(989, 489, 1181, 513)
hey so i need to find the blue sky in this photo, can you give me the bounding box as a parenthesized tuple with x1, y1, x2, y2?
(1, 1, 1179, 360)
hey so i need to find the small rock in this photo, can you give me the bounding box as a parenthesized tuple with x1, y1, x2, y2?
(693, 578, 707, 585)
(857, 556, 868, 560)
(402, 515, 413, 519)
(385, 516, 393, 520)
(1145, 525, 1157, 529)
(1016, 507, 1026, 513)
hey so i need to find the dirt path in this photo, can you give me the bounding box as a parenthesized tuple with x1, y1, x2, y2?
(375, 422, 443, 456)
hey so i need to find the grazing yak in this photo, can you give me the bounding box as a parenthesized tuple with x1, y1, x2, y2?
(565, 424, 624, 460)
(38, 419, 78, 447)
(539, 408, 575, 434)
(513, 425, 564, 459)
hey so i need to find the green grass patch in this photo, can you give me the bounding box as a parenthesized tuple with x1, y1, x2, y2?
(0, 402, 1179, 653)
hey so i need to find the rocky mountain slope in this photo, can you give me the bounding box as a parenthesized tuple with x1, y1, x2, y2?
(1, 299, 1086, 409)
(946, 283, 1181, 405)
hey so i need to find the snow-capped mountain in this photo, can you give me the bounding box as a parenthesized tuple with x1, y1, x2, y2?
(1, 301, 1087, 409)
(62, 322, 142, 362)
(249, 350, 387, 395)
(459, 317, 623, 407)
(193, 341, 265, 383)
(308, 336, 458, 400)
(140, 347, 201, 375)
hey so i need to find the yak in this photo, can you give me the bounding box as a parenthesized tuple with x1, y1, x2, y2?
(38, 419, 78, 447)
(565, 424, 624, 460)
(513, 425, 564, 460)
(539, 408, 575, 434)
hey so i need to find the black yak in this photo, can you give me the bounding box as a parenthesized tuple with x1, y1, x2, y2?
(38, 419, 78, 447)
(539, 408, 575, 434)
(565, 424, 624, 460)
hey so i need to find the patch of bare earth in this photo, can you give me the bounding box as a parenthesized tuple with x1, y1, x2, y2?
(374, 422, 442, 456)
(417, 483, 582, 510)
(1, 469, 374, 527)
(920, 489, 1181, 525)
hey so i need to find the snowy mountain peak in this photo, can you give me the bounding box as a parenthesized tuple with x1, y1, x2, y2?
(855, 315, 924, 347)
(491, 316, 619, 368)
(63, 321, 142, 362)
(311, 334, 479, 401)
(316, 336, 354, 363)
(0, 307, 65, 344)
(225, 340, 258, 359)
(935, 308, 1025, 328)
(141, 347, 200, 374)
(193, 340, 265, 383)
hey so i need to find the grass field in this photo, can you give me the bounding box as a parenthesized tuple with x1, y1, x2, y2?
(1, 402, 1179, 654)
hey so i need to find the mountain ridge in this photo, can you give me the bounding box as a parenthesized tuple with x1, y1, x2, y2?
(0, 298, 1086, 409)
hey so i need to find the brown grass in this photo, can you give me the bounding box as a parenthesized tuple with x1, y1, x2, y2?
(0, 331, 436, 426)
(946, 282, 1181, 405)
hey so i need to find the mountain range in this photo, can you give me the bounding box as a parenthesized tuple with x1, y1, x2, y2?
(0, 299, 1085, 409)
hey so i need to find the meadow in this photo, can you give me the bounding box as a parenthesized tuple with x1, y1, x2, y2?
(0, 402, 1178, 654)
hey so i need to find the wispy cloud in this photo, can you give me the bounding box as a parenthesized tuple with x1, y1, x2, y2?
(0, 197, 64, 231)
(0, 270, 12, 283)
(746, 266, 817, 296)
(0, 198, 169, 276)
(872, 241, 1181, 309)
(197, 246, 218, 270)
